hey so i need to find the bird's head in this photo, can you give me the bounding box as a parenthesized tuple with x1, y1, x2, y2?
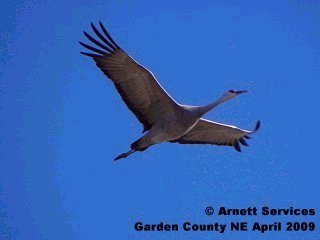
(220, 89, 248, 102)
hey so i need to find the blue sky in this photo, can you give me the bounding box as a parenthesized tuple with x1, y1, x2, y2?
(1, 0, 320, 239)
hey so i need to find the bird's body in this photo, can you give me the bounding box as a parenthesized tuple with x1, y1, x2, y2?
(80, 22, 260, 160)
(135, 106, 200, 146)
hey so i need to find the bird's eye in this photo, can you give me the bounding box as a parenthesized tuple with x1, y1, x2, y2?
(228, 90, 235, 93)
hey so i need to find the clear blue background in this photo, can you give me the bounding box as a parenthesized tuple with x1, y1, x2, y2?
(1, 0, 320, 239)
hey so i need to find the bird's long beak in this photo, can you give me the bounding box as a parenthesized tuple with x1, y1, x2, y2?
(235, 90, 248, 94)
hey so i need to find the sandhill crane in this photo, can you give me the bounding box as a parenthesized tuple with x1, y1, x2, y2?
(79, 22, 260, 161)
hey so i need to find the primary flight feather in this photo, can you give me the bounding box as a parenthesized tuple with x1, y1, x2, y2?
(80, 22, 260, 160)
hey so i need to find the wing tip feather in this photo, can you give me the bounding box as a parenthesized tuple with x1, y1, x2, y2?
(79, 21, 122, 57)
(254, 120, 261, 132)
(239, 138, 249, 147)
(98, 21, 121, 49)
(80, 51, 102, 58)
(233, 142, 241, 152)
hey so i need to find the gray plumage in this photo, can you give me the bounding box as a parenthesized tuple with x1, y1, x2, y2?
(80, 22, 260, 161)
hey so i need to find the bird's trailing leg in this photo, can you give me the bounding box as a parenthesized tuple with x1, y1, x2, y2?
(114, 136, 152, 161)
(114, 149, 136, 161)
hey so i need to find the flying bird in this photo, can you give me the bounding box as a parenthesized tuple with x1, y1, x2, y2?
(79, 22, 260, 161)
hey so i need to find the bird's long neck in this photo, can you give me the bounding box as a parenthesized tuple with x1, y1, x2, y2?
(193, 97, 227, 117)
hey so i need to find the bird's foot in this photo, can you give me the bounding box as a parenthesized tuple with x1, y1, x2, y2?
(114, 149, 136, 161)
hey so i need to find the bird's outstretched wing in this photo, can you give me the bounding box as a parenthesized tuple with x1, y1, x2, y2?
(171, 119, 260, 152)
(80, 22, 179, 132)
